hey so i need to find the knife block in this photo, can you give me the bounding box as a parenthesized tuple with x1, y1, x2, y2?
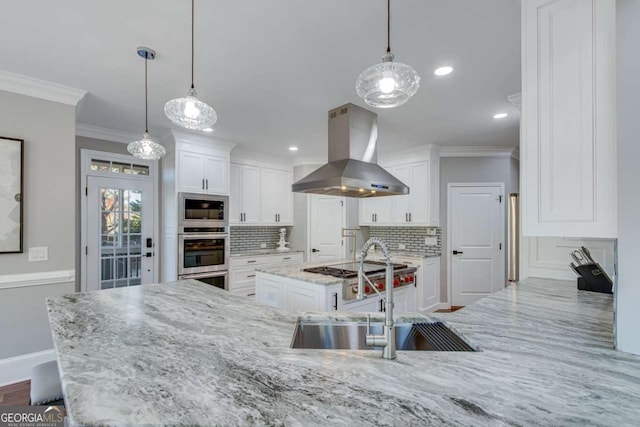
(575, 264, 613, 294)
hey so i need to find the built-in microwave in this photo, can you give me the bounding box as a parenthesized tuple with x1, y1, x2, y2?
(178, 193, 228, 230)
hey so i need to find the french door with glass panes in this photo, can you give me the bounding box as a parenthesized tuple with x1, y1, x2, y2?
(86, 175, 155, 291)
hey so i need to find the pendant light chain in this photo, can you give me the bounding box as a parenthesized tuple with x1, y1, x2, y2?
(144, 55, 149, 133)
(191, 0, 195, 89)
(387, 0, 391, 53)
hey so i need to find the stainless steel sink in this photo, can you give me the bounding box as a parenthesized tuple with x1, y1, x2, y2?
(290, 320, 476, 351)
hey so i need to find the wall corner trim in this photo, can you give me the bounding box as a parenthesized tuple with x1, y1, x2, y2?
(0, 269, 76, 290)
(0, 349, 56, 387)
(0, 70, 87, 106)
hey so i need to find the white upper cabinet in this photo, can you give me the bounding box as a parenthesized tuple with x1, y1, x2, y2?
(177, 148, 229, 195)
(521, 0, 616, 238)
(260, 167, 293, 225)
(359, 150, 439, 227)
(230, 163, 260, 225)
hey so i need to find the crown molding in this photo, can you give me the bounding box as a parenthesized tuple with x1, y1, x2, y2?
(0, 70, 86, 106)
(507, 93, 522, 112)
(76, 123, 141, 144)
(171, 129, 236, 152)
(440, 145, 519, 159)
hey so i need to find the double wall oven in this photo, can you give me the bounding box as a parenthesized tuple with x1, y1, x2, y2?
(177, 193, 229, 290)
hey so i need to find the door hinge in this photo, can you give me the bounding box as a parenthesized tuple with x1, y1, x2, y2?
(85, 246, 88, 255)
(340, 200, 344, 207)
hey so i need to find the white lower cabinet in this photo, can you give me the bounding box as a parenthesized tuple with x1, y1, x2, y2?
(255, 277, 285, 309)
(229, 252, 303, 299)
(341, 296, 383, 313)
(256, 272, 341, 312)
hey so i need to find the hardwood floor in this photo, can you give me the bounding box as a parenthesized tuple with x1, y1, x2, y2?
(0, 380, 30, 406)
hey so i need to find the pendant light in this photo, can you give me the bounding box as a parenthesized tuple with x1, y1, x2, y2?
(356, 0, 420, 108)
(164, 0, 217, 130)
(128, 47, 167, 160)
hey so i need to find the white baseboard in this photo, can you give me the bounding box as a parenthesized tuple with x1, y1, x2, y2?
(0, 349, 56, 387)
(0, 269, 75, 290)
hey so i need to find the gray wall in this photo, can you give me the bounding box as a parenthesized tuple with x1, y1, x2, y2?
(439, 156, 519, 303)
(615, 0, 640, 355)
(75, 136, 129, 291)
(0, 91, 76, 359)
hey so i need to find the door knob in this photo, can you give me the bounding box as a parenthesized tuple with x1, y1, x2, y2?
(311, 248, 320, 253)
(452, 250, 464, 255)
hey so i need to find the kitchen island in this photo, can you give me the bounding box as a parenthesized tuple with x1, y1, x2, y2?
(47, 278, 640, 426)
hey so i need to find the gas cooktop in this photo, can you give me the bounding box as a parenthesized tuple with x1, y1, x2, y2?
(303, 261, 408, 279)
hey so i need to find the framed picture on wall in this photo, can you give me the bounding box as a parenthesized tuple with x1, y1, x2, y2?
(0, 136, 24, 253)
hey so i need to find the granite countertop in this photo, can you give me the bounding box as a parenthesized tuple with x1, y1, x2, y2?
(369, 250, 441, 259)
(255, 260, 349, 286)
(230, 249, 304, 257)
(47, 278, 640, 426)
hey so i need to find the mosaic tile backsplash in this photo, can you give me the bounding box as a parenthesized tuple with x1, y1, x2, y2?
(230, 226, 285, 252)
(366, 226, 442, 256)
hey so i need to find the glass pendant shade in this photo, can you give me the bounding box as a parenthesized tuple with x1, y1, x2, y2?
(128, 133, 167, 160)
(356, 53, 420, 108)
(164, 87, 217, 130)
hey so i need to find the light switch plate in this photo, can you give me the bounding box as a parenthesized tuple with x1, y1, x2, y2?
(260, 243, 267, 249)
(398, 243, 406, 250)
(425, 228, 438, 236)
(28, 246, 48, 262)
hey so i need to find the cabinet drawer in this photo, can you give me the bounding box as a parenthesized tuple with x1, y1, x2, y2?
(229, 256, 270, 268)
(229, 286, 256, 298)
(269, 253, 303, 264)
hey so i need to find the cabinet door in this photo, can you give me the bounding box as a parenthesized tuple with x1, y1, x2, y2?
(373, 196, 392, 225)
(229, 164, 243, 224)
(394, 288, 409, 313)
(408, 162, 430, 224)
(229, 268, 257, 293)
(177, 150, 206, 193)
(391, 165, 411, 224)
(359, 198, 375, 225)
(255, 277, 285, 309)
(241, 165, 260, 224)
(260, 168, 277, 224)
(287, 283, 326, 312)
(521, 0, 616, 238)
(204, 154, 229, 195)
(419, 258, 440, 312)
(275, 170, 293, 225)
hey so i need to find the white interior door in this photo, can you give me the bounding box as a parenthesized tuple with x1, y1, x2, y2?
(86, 176, 155, 291)
(309, 195, 345, 263)
(449, 184, 505, 306)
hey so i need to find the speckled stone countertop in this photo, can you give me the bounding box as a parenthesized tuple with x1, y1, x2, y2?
(47, 278, 640, 426)
(255, 260, 350, 286)
(230, 249, 304, 257)
(368, 250, 441, 259)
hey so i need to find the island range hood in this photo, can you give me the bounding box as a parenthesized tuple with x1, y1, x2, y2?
(292, 103, 409, 198)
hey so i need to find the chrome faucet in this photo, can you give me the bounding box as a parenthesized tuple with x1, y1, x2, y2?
(357, 238, 396, 360)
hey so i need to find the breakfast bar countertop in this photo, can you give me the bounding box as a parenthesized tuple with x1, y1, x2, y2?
(47, 278, 640, 426)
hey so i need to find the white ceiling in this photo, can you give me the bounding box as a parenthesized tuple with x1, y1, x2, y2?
(0, 0, 521, 159)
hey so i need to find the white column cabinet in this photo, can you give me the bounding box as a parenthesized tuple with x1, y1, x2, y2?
(521, 0, 616, 238)
(230, 163, 260, 225)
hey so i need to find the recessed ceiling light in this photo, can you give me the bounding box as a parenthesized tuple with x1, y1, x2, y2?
(493, 113, 508, 119)
(288, 146, 298, 152)
(202, 127, 214, 132)
(434, 66, 453, 76)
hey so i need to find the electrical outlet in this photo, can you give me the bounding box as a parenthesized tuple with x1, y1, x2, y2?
(260, 243, 267, 249)
(28, 246, 48, 262)
(398, 243, 406, 250)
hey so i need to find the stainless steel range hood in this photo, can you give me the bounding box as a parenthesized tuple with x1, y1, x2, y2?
(292, 103, 409, 198)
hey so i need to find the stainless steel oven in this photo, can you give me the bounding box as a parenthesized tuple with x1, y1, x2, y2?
(178, 233, 229, 276)
(179, 193, 228, 229)
(179, 271, 228, 291)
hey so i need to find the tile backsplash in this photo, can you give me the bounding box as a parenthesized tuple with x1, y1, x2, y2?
(366, 226, 442, 256)
(230, 226, 286, 252)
